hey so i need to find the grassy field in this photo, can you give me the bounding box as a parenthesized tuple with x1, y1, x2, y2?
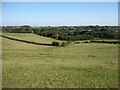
(2, 33, 118, 88)
(0, 35, 2, 89)
(2, 33, 65, 44)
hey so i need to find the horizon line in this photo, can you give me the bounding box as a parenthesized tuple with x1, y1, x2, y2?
(1, 25, 118, 27)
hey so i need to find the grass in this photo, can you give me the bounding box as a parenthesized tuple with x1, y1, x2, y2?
(2, 33, 119, 88)
(0, 36, 2, 89)
(93, 37, 120, 41)
(2, 33, 64, 44)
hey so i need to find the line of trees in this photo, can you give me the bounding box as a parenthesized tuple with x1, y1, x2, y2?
(33, 26, 119, 41)
(52, 41, 71, 46)
(2, 25, 32, 33)
(33, 29, 94, 41)
(2, 25, 120, 41)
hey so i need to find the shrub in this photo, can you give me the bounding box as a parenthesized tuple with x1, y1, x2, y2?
(52, 41, 60, 46)
(61, 42, 66, 46)
(90, 40, 120, 44)
(84, 41, 90, 43)
(61, 41, 71, 47)
(75, 42, 80, 44)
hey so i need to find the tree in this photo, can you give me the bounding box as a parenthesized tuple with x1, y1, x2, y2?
(52, 42, 60, 46)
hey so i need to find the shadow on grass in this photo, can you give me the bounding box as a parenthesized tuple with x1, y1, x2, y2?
(2, 35, 52, 46)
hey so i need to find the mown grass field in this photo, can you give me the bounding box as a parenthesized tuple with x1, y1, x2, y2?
(2, 33, 119, 88)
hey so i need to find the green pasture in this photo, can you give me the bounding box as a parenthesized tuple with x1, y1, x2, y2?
(2, 33, 119, 88)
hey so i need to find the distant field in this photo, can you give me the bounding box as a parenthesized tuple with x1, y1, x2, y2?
(91, 39, 120, 42)
(2, 33, 64, 44)
(2, 33, 118, 88)
(94, 37, 119, 41)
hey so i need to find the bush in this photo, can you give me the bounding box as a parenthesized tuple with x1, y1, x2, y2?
(61, 42, 66, 46)
(52, 41, 60, 46)
(90, 40, 120, 44)
(75, 42, 80, 44)
(52, 41, 71, 47)
(61, 42, 71, 47)
(84, 41, 90, 43)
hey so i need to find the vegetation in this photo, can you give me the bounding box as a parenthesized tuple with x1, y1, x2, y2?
(1, 25, 119, 88)
(90, 40, 120, 44)
(52, 41, 60, 46)
(51, 41, 71, 46)
(2, 33, 118, 88)
(61, 42, 71, 46)
(33, 26, 119, 41)
(2, 25, 120, 41)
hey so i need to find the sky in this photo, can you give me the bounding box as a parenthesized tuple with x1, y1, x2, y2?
(2, 2, 118, 26)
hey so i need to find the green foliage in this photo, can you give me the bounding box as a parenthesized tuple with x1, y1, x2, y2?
(2, 25, 120, 40)
(74, 42, 80, 44)
(84, 41, 90, 43)
(52, 41, 60, 46)
(91, 40, 120, 44)
(2, 25, 32, 33)
(61, 42, 71, 46)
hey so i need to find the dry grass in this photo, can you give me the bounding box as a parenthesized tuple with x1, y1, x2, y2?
(2, 33, 118, 88)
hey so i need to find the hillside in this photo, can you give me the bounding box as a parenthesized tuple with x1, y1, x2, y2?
(3, 33, 64, 45)
(2, 33, 118, 88)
